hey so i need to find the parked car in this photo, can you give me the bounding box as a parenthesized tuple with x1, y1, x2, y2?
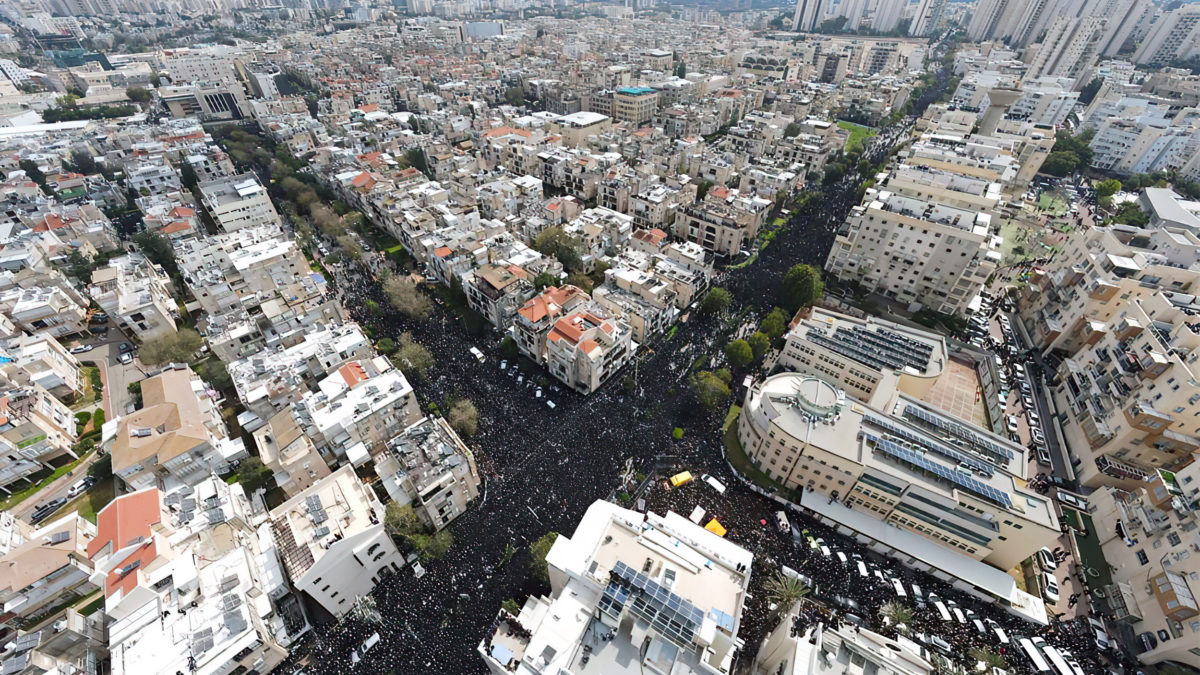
(118, 352, 133, 365)
(1036, 547, 1057, 572)
(31, 497, 67, 525)
(118, 342, 135, 354)
(67, 477, 95, 498)
(69, 344, 94, 354)
(1042, 572, 1060, 604)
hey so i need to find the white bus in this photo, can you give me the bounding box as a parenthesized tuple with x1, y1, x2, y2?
(1040, 643, 1075, 675)
(932, 600, 952, 621)
(1018, 638, 1051, 673)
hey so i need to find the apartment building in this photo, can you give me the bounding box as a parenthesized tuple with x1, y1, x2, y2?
(1133, 4, 1200, 66)
(513, 285, 591, 366)
(253, 409, 331, 498)
(738, 373, 1053, 573)
(293, 356, 421, 465)
(0, 384, 78, 465)
(756, 610, 934, 674)
(613, 87, 659, 125)
(777, 307, 948, 408)
(1089, 466, 1200, 669)
(0, 284, 88, 341)
(672, 191, 769, 258)
(545, 310, 634, 394)
(592, 267, 678, 344)
(825, 185, 1000, 316)
(464, 264, 534, 331)
(228, 322, 372, 422)
(548, 111, 612, 147)
(0, 334, 84, 402)
(89, 253, 178, 340)
(375, 416, 481, 532)
(109, 365, 247, 491)
(0, 513, 96, 631)
(91, 482, 293, 675)
(269, 465, 404, 619)
(479, 500, 753, 675)
(198, 174, 281, 232)
(1018, 211, 1200, 487)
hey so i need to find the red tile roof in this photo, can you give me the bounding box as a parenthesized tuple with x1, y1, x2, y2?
(339, 362, 368, 387)
(88, 488, 161, 560)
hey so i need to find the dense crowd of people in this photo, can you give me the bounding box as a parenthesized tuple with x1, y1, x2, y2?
(270, 59, 1140, 675)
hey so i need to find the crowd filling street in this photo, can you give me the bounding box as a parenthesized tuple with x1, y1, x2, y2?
(267, 54, 1125, 675)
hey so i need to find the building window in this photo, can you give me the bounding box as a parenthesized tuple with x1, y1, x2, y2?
(1136, 550, 1149, 565)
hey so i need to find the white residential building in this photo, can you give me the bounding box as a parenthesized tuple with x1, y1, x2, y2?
(198, 174, 281, 232)
(479, 500, 754, 675)
(375, 416, 481, 532)
(268, 466, 404, 619)
(89, 253, 178, 340)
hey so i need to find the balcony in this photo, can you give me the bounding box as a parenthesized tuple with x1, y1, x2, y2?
(1097, 454, 1152, 481)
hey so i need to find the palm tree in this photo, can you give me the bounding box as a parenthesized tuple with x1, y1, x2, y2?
(878, 601, 914, 634)
(969, 647, 1006, 670)
(763, 570, 811, 616)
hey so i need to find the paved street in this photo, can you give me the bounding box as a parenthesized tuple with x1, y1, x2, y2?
(277, 56, 1124, 675)
(9, 327, 144, 524)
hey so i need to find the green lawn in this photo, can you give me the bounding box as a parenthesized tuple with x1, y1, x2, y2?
(0, 451, 93, 510)
(58, 476, 115, 523)
(837, 120, 878, 154)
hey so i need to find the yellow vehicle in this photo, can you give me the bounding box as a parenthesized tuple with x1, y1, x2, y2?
(705, 519, 727, 537)
(669, 471, 694, 488)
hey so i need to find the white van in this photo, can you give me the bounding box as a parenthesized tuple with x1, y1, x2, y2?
(856, 560, 869, 577)
(703, 475, 727, 495)
(469, 346, 485, 363)
(774, 511, 790, 532)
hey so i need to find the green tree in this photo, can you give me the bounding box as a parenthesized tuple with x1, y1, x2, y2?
(533, 271, 558, 290)
(968, 648, 1005, 670)
(760, 307, 789, 340)
(448, 398, 479, 437)
(377, 337, 397, 355)
(406, 148, 430, 177)
(689, 369, 731, 410)
(384, 502, 424, 538)
(879, 601, 914, 634)
(724, 339, 753, 368)
(784, 122, 801, 138)
(1040, 152, 1078, 177)
(1095, 178, 1121, 199)
(1112, 201, 1148, 226)
(504, 86, 526, 107)
(532, 226, 570, 255)
(695, 180, 714, 202)
(138, 328, 204, 365)
(19, 159, 46, 191)
(530, 532, 559, 585)
(395, 332, 434, 380)
(698, 287, 731, 316)
(125, 86, 151, 103)
(383, 276, 434, 319)
(180, 162, 198, 190)
(780, 264, 824, 313)
(748, 331, 771, 359)
(674, 61, 686, 78)
(134, 230, 181, 279)
(500, 336, 519, 359)
(410, 530, 453, 561)
(233, 456, 274, 493)
(763, 570, 811, 616)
